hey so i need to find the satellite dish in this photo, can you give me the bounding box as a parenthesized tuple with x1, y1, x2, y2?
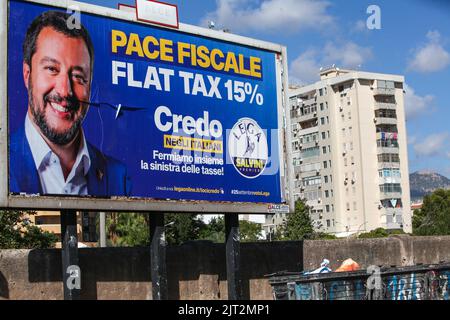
(208, 21, 215, 29)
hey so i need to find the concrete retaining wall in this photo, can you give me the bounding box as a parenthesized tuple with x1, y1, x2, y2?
(0, 236, 449, 300)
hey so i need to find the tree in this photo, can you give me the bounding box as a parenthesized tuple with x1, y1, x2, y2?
(239, 220, 262, 242)
(164, 213, 205, 245)
(358, 228, 406, 239)
(413, 189, 450, 236)
(106, 213, 149, 247)
(199, 216, 225, 243)
(281, 200, 315, 240)
(199, 216, 263, 243)
(0, 210, 58, 249)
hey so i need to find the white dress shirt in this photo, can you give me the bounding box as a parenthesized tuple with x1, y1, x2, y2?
(25, 114, 91, 195)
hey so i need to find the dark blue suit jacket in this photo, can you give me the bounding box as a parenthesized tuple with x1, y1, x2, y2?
(9, 126, 131, 197)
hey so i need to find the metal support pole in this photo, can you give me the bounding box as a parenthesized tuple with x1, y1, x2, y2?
(61, 210, 80, 300)
(99, 212, 106, 247)
(225, 214, 243, 300)
(149, 213, 168, 300)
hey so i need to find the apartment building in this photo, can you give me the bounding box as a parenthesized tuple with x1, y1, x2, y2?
(278, 67, 412, 237)
(26, 211, 98, 247)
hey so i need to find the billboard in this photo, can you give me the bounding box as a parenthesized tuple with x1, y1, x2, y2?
(1, 0, 292, 213)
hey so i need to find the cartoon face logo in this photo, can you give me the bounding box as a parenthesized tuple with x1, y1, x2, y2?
(228, 118, 268, 179)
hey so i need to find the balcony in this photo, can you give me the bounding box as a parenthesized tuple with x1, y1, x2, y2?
(380, 191, 402, 200)
(302, 97, 317, 106)
(373, 88, 395, 96)
(379, 176, 402, 185)
(375, 101, 397, 110)
(378, 162, 401, 170)
(290, 109, 301, 119)
(376, 132, 398, 140)
(374, 117, 397, 126)
(298, 111, 318, 123)
(377, 146, 400, 155)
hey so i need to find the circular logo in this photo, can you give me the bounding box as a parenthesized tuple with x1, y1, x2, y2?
(228, 118, 268, 179)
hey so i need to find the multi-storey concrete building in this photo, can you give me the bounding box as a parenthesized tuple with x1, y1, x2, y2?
(271, 67, 412, 237)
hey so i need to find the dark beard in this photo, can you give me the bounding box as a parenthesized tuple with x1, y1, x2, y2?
(28, 81, 86, 146)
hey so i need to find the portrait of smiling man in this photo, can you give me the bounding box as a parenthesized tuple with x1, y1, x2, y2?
(10, 10, 131, 197)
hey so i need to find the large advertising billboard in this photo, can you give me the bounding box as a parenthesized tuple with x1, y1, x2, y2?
(3, 0, 290, 212)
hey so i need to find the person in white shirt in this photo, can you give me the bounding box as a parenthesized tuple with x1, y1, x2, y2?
(10, 10, 131, 196)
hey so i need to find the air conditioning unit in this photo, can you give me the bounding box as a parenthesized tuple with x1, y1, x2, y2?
(315, 141, 319, 146)
(352, 179, 356, 185)
(343, 151, 347, 156)
(339, 107, 343, 112)
(374, 118, 378, 123)
(316, 170, 320, 176)
(318, 199, 322, 203)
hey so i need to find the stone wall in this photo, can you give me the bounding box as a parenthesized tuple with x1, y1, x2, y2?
(0, 236, 449, 300)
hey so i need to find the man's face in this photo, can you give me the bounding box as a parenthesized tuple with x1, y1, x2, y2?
(23, 27, 92, 146)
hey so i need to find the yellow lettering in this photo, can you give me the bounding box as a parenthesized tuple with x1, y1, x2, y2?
(142, 36, 159, 60)
(111, 30, 127, 53)
(238, 54, 251, 76)
(197, 46, 211, 68)
(211, 49, 225, 71)
(250, 56, 262, 78)
(224, 52, 239, 73)
(177, 42, 190, 64)
(160, 38, 174, 62)
(125, 33, 144, 57)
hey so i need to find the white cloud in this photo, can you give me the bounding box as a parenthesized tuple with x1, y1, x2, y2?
(202, 0, 333, 33)
(289, 42, 372, 85)
(404, 84, 435, 119)
(351, 20, 368, 34)
(408, 31, 450, 73)
(413, 133, 449, 158)
(289, 49, 321, 85)
(323, 42, 373, 68)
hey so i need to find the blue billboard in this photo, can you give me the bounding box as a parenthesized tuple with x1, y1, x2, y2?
(8, 0, 283, 204)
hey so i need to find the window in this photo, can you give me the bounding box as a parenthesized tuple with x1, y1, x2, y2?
(326, 102, 329, 110)
(350, 142, 354, 151)
(353, 202, 357, 211)
(322, 132, 326, 140)
(329, 160, 332, 168)
(351, 157, 355, 165)
(342, 128, 346, 137)
(301, 147, 320, 158)
(326, 205, 330, 213)
(379, 184, 402, 193)
(378, 154, 400, 163)
(375, 109, 397, 119)
(328, 146, 331, 153)
(377, 139, 399, 148)
(320, 103, 324, 111)
(344, 158, 348, 166)
(348, 112, 352, 120)
(325, 190, 329, 198)
(324, 176, 329, 183)
(322, 147, 327, 154)
(331, 190, 334, 198)
(330, 175, 333, 183)
(323, 161, 328, 169)
(321, 117, 325, 125)
(319, 88, 323, 96)
(327, 220, 331, 228)
(326, 116, 329, 124)
(349, 127, 353, 135)
(346, 203, 350, 211)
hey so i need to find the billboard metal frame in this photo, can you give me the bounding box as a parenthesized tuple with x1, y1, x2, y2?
(0, 0, 294, 214)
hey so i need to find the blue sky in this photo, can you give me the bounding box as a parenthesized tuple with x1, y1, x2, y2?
(78, 0, 450, 177)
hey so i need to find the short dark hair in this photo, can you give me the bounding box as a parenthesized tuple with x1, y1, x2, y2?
(23, 10, 94, 70)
